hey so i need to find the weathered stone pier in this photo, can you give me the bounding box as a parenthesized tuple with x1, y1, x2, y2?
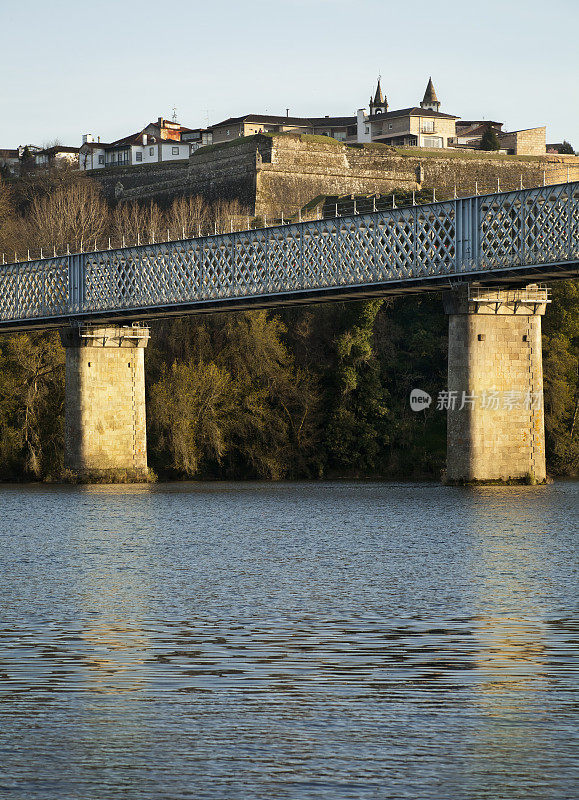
(444, 285, 548, 483)
(60, 325, 149, 479)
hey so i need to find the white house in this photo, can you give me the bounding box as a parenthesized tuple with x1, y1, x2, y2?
(79, 127, 190, 171)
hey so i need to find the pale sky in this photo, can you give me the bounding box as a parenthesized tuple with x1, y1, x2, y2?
(1, 0, 577, 149)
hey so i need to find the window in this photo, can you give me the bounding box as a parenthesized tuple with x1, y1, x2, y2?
(135, 152, 142, 162)
(172, 146, 179, 155)
(422, 136, 442, 148)
(388, 123, 393, 130)
(365, 126, 370, 134)
(98, 155, 104, 164)
(422, 120, 435, 133)
(226, 129, 230, 137)
(149, 147, 154, 155)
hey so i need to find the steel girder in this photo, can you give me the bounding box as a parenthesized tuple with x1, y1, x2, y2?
(1, 182, 578, 331)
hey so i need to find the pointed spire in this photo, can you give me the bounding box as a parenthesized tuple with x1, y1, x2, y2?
(422, 77, 438, 105)
(420, 77, 440, 111)
(369, 76, 387, 114)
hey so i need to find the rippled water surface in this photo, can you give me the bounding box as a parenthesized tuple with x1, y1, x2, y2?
(0, 481, 577, 799)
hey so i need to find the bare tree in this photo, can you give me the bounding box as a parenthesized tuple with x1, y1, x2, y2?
(168, 195, 210, 238)
(28, 181, 109, 252)
(209, 198, 250, 234)
(112, 200, 166, 247)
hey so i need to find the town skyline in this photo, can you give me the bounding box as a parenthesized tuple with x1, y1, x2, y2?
(1, 0, 577, 149)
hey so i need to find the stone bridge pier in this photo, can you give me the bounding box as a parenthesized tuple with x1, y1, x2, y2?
(60, 325, 150, 479)
(57, 286, 549, 485)
(443, 284, 549, 483)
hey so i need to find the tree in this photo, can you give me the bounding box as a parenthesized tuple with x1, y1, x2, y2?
(210, 197, 249, 234)
(169, 195, 209, 238)
(112, 200, 165, 247)
(0, 333, 64, 478)
(147, 311, 319, 480)
(149, 359, 237, 476)
(0, 178, 20, 257)
(480, 124, 501, 151)
(27, 180, 109, 252)
(558, 141, 575, 155)
(324, 300, 389, 475)
(19, 146, 35, 164)
(542, 280, 579, 476)
(0, 178, 12, 246)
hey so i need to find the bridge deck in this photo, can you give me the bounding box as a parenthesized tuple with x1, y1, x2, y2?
(1, 182, 578, 331)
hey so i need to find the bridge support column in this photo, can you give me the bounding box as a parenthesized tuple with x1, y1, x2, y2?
(60, 325, 150, 479)
(443, 285, 548, 484)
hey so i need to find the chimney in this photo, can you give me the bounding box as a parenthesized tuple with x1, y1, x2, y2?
(82, 134, 94, 144)
(158, 117, 163, 127)
(286, 108, 289, 118)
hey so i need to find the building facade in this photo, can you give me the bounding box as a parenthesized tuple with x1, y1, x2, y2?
(357, 78, 459, 148)
(78, 79, 548, 174)
(79, 120, 190, 171)
(0, 149, 20, 177)
(356, 78, 546, 155)
(34, 145, 79, 169)
(210, 113, 357, 145)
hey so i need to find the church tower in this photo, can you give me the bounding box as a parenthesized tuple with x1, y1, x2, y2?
(369, 77, 388, 115)
(420, 77, 440, 112)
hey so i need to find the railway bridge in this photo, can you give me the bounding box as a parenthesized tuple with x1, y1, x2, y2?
(1, 182, 578, 482)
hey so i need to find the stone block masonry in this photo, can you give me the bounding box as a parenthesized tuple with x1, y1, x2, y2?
(60, 325, 150, 479)
(444, 286, 548, 483)
(89, 134, 579, 217)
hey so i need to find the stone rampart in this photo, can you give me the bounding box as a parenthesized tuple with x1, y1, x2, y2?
(88, 134, 579, 216)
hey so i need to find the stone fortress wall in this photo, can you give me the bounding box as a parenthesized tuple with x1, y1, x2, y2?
(91, 133, 579, 216)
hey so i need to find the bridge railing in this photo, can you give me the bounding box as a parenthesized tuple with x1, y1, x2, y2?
(0, 183, 577, 325)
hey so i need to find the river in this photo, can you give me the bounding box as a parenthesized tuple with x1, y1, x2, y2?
(0, 481, 577, 799)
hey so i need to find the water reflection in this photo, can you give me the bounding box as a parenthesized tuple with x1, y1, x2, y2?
(467, 488, 558, 799)
(75, 486, 154, 695)
(0, 481, 576, 800)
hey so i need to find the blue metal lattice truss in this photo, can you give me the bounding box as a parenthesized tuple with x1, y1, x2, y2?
(1, 183, 578, 331)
